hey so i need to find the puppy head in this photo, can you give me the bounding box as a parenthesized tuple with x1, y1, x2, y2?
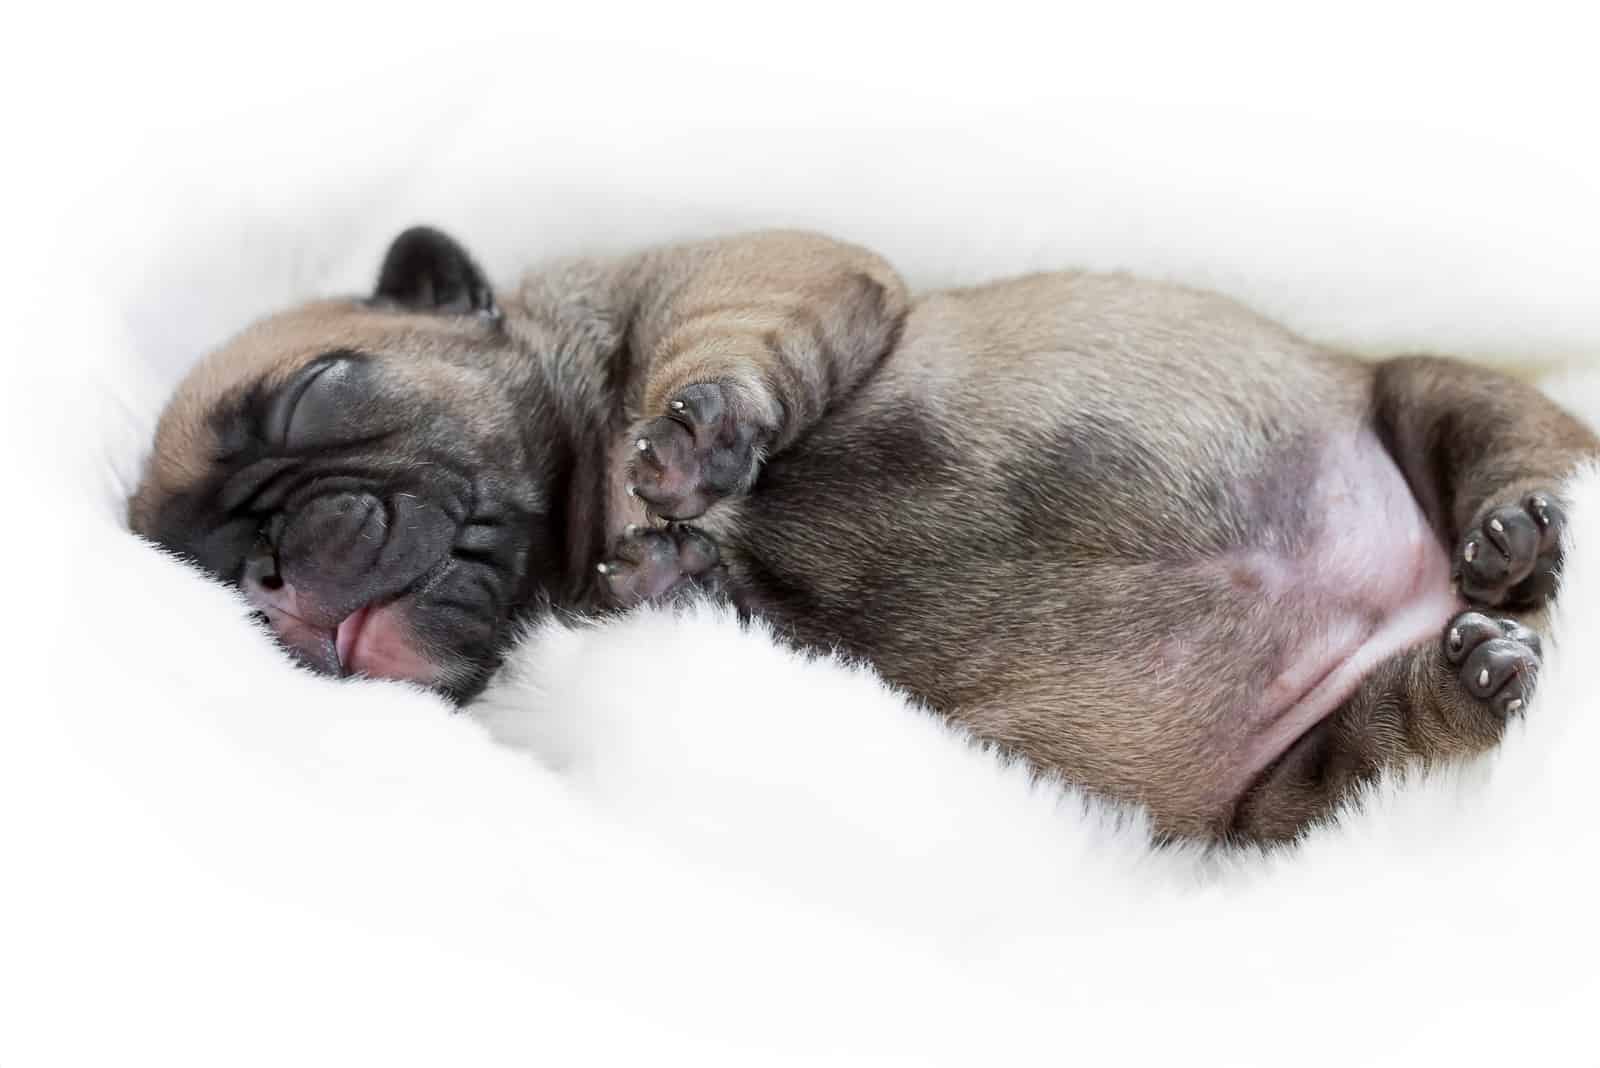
(130, 228, 565, 699)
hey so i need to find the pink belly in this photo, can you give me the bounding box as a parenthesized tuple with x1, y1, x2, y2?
(1205, 430, 1463, 812)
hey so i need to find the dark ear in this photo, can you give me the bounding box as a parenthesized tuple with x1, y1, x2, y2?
(374, 226, 498, 318)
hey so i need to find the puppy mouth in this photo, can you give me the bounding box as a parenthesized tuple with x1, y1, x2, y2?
(334, 603, 373, 674)
(253, 592, 440, 686)
(331, 599, 440, 685)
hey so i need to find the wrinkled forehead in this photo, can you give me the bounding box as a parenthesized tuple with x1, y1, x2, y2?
(130, 298, 480, 529)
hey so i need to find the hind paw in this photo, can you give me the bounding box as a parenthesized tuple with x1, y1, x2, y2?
(1442, 610, 1541, 717)
(1454, 490, 1566, 608)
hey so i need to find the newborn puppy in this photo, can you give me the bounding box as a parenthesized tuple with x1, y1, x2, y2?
(129, 228, 1597, 842)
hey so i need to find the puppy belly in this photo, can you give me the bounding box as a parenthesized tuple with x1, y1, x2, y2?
(1207, 429, 1461, 811)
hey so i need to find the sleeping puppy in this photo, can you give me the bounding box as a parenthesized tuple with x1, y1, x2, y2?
(128, 228, 1597, 843)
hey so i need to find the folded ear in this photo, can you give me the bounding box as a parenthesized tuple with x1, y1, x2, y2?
(374, 226, 498, 318)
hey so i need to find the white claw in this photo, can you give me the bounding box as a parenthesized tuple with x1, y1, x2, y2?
(1506, 698, 1525, 714)
(624, 523, 641, 537)
(1448, 627, 1463, 652)
(1477, 668, 1491, 689)
(636, 437, 650, 452)
(626, 484, 638, 498)
(1489, 517, 1505, 533)
(595, 562, 611, 575)
(1464, 540, 1478, 563)
(670, 399, 685, 411)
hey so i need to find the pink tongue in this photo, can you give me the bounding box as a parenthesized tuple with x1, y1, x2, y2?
(334, 605, 371, 673)
(330, 602, 441, 684)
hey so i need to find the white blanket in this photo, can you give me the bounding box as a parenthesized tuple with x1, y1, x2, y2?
(5, 9, 1599, 1065)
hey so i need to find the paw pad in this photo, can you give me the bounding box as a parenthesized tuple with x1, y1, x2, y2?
(1455, 490, 1565, 608)
(1441, 610, 1541, 717)
(627, 382, 764, 520)
(595, 523, 721, 607)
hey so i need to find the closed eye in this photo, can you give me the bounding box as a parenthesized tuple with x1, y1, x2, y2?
(264, 350, 369, 451)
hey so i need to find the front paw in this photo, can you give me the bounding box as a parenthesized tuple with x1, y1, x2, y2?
(1442, 610, 1541, 717)
(627, 382, 764, 520)
(595, 522, 722, 608)
(1455, 490, 1566, 607)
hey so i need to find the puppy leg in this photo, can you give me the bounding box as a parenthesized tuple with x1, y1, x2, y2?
(1236, 365, 1594, 840)
(1372, 356, 1597, 609)
(624, 232, 908, 520)
(1234, 618, 1541, 843)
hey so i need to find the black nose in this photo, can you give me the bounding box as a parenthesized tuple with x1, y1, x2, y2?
(276, 490, 458, 618)
(282, 493, 390, 585)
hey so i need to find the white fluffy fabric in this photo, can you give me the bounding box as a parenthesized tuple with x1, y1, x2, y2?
(6, 8, 1600, 1065)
